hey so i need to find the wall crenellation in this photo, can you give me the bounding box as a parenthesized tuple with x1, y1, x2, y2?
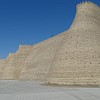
(77, 1, 99, 9)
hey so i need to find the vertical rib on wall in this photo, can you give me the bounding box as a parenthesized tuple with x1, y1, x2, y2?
(0, 60, 5, 79)
(2, 53, 15, 79)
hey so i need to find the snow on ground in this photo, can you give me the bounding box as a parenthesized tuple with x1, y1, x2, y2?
(0, 80, 100, 100)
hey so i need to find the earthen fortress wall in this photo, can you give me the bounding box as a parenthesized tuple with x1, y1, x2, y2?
(0, 2, 100, 86)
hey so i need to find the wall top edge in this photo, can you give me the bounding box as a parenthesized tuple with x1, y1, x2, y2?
(77, 1, 100, 9)
(19, 44, 32, 47)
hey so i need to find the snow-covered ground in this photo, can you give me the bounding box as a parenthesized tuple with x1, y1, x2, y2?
(0, 80, 100, 100)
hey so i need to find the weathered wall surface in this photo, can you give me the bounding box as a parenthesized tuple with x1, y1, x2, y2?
(20, 32, 66, 80)
(19, 45, 41, 80)
(1, 53, 15, 79)
(2, 46, 32, 80)
(0, 59, 5, 79)
(47, 2, 100, 86)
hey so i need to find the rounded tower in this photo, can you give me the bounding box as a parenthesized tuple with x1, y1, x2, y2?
(47, 2, 100, 86)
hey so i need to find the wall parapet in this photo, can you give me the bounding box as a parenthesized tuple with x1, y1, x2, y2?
(77, 1, 99, 9)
